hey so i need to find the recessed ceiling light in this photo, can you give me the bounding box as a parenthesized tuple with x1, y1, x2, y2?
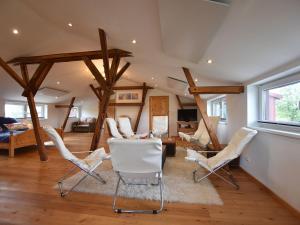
(132, 39, 136, 44)
(12, 29, 19, 34)
(184, 93, 187, 96)
(56, 81, 60, 85)
(194, 78, 198, 82)
(55, 96, 58, 99)
(154, 84, 158, 87)
(207, 59, 213, 64)
(151, 77, 154, 80)
(68, 23, 73, 27)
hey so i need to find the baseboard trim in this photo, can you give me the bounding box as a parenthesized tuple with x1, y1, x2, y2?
(240, 167, 300, 219)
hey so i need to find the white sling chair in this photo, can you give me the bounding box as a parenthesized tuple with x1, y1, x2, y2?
(108, 138, 164, 214)
(185, 127, 257, 189)
(43, 126, 110, 197)
(179, 116, 220, 148)
(117, 117, 148, 139)
(152, 115, 168, 138)
(106, 118, 124, 138)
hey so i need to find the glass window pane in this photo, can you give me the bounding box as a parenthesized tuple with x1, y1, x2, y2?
(5, 104, 25, 118)
(265, 82, 300, 123)
(69, 107, 79, 118)
(26, 105, 45, 118)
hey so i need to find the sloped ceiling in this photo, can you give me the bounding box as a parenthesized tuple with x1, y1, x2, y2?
(0, 0, 300, 103)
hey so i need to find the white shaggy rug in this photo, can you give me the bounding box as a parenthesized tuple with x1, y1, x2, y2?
(57, 147, 223, 205)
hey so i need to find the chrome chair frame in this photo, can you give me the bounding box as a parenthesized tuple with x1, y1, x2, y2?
(112, 171, 164, 214)
(57, 151, 107, 197)
(192, 150, 239, 189)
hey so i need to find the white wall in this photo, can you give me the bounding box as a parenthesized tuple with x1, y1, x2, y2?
(218, 91, 300, 212)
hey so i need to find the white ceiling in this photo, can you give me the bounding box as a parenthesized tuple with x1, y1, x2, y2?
(0, 0, 300, 103)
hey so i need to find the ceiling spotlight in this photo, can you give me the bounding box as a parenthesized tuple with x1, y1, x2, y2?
(68, 23, 73, 27)
(207, 59, 213, 64)
(194, 78, 198, 82)
(151, 77, 154, 80)
(56, 81, 60, 85)
(12, 29, 19, 34)
(132, 39, 136, 44)
(184, 93, 187, 96)
(55, 96, 58, 99)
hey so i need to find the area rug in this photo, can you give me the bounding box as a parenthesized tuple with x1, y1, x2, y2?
(56, 147, 223, 205)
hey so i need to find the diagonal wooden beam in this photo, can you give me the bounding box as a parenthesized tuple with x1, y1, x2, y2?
(20, 64, 48, 161)
(189, 86, 244, 94)
(176, 95, 184, 109)
(134, 82, 149, 132)
(32, 62, 54, 96)
(183, 67, 221, 151)
(83, 57, 107, 89)
(0, 57, 26, 89)
(20, 64, 29, 84)
(98, 29, 110, 81)
(90, 84, 102, 101)
(109, 54, 121, 84)
(114, 62, 131, 82)
(61, 97, 76, 131)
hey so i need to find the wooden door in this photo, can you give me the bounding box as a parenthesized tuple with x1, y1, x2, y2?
(149, 96, 169, 134)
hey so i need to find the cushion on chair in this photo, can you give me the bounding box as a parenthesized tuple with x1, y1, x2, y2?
(207, 127, 257, 169)
(185, 149, 210, 171)
(77, 148, 109, 171)
(118, 117, 135, 138)
(106, 118, 123, 138)
(198, 116, 220, 146)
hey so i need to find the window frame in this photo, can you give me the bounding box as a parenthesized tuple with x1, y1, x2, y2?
(5, 101, 48, 119)
(258, 73, 300, 127)
(207, 95, 227, 122)
(69, 106, 80, 118)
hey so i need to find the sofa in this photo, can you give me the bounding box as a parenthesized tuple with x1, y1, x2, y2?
(72, 118, 96, 133)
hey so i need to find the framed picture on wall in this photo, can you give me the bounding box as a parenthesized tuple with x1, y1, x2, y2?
(115, 90, 142, 103)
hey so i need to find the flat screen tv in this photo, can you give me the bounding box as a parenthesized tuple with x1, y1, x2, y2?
(177, 109, 197, 122)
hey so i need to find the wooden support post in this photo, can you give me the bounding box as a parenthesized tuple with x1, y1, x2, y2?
(183, 67, 221, 151)
(88, 29, 131, 151)
(189, 86, 244, 94)
(176, 95, 184, 109)
(61, 97, 76, 131)
(134, 82, 149, 132)
(21, 64, 49, 161)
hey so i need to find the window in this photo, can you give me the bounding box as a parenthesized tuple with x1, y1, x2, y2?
(69, 107, 80, 118)
(259, 75, 300, 126)
(5, 102, 48, 119)
(208, 96, 227, 121)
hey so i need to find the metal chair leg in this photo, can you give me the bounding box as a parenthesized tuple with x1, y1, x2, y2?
(112, 174, 164, 214)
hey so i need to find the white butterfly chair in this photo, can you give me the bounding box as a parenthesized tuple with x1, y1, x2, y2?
(108, 138, 164, 214)
(117, 117, 148, 139)
(152, 115, 168, 138)
(185, 127, 257, 189)
(43, 126, 110, 197)
(179, 116, 220, 148)
(106, 118, 124, 138)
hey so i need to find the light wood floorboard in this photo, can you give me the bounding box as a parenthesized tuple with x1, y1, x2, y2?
(0, 132, 299, 225)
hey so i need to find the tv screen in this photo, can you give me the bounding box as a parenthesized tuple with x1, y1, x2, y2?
(177, 109, 197, 122)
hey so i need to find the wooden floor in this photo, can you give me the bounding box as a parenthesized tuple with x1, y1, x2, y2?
(0, 133, 299, 225)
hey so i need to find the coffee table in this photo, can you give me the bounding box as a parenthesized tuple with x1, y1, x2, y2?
(162, 137, 176, 157)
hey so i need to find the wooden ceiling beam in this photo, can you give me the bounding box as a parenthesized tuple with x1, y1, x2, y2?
(112, 85, 153, 90)
(7, 49, 132, 65)
(108, 102, 143, 106)
(189, 86, 244, 94)
(0, 57, 26, 89)
(98, 29, 110, 81)
(90, 84, 102, 101)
